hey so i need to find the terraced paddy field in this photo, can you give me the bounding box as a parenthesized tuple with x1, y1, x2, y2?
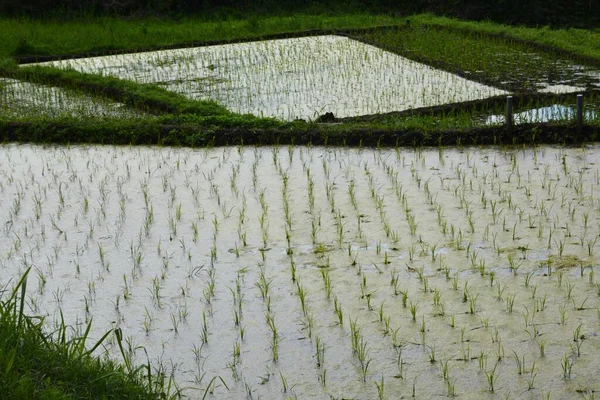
(2, 143, 600, 398)
(0, 77, 145, 119)
(2, 13, 600, 398)
(33, 35, 507, 121)
(4, 22, 599, 127)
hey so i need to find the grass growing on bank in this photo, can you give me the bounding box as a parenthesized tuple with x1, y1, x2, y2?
(0, 268, 177, 399)
(0, 13, 400, 59)
(409, 14, 600, 63)
(3, 105, 599, 147)
(2, 13, 600, 64)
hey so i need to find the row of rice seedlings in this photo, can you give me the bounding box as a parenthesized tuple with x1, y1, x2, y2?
(300, 148, 439, 396)
(37, 36, 505, 121)
(0, 78, 143, 119)
(279, 147, 407, 396)
(298, 144, 600, 397)
(2, 144, 600, 397)
(279, 147, 339, 394)
(0, 145, 239, 396)
(360, 25, 598, 93)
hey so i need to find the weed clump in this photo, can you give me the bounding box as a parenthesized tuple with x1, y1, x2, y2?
(0, 268, 175, 399)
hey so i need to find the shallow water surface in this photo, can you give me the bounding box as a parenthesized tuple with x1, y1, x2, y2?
(0, 78, 143, 118)
(1, 144, 600, 398)
(35, 36, 506, 120)
(486, 104, 599, 125)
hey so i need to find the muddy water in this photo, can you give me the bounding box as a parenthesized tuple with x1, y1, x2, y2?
(35, 36, 506, 120)
(1, 144, 599, 398)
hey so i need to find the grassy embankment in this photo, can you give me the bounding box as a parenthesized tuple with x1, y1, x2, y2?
(1, 13, 600, 146)
(2, 13, 600, 61)
(0, 268, 179, 399)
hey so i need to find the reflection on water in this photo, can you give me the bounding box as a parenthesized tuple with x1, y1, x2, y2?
(0, 78, 144, 119)
(34, 36, 507, 121)
(2, 144, 600, 398)
(486, 104, 598, 124)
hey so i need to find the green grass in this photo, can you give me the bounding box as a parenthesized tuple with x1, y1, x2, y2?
(3, 110, 599, 147)
(356, 25, 588, 93)
(1, 13, 600, 63)
(0, 13, 400, 59)
(410, 14, 600, 63)
(0, 268, 176, 399)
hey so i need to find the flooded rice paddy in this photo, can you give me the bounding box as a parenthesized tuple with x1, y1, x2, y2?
(36, 36, 507, 120)
(486, 104, 599, 125)
(356, 27, 600, 96)
(1, 144, 600, 398)
(0, 78, 143, 119)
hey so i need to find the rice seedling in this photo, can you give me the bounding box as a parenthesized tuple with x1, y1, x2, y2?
(468, 293, 478, 314)
(297, 283, 308, 317)
(506, 294, 516, 313)
(356, 339, 372, 383)
(562, 354, 574, 379)
(315, 336, 325, 368)
(279, 371, 289, 393)
(508, 254, 521, 275)
(200, 311, 209, 344)
(321, 269, 332, 300)
(426, 344, 436, 363)
(410, 301, 418, 322)
(553, 267, 565, 287)
(374, 375, 384, 400)
(485, 362, 499, 392)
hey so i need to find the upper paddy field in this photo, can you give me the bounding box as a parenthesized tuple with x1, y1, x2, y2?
(2, 11, 600, 400)
(1, 13, 600, 144)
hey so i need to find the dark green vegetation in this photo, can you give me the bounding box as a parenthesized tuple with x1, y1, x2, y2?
(356, 25, 600, 93)
(0, 269, 177, 399)
(3, 14, 600, 64)
(1, 14, 398, 60)
(2, 14, 600, 147)
(2, 0, 598, 28)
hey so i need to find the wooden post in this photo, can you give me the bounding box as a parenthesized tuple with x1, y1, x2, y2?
(506, 96, 513, 132)
(576, 94, 583, 135)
